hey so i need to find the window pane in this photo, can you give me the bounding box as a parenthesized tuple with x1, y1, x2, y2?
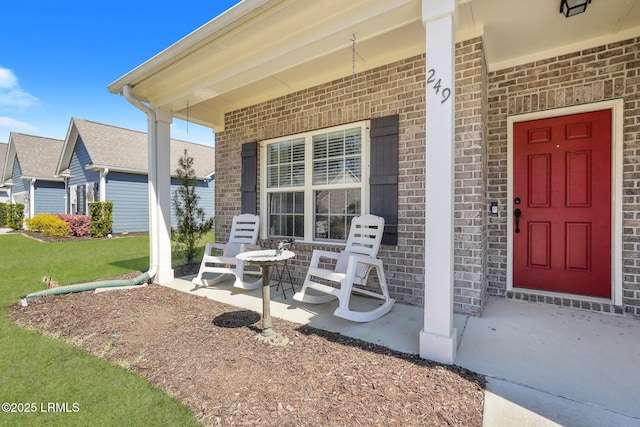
(327, 158, 343, 183)
(280, 164, 292, 186)
(345, 128, 361, 155)
(313, 134, 327, 158)
(268, 144, 279, 165)
(315, 215, 328, 239)
(267, 165, 278, 187)
(268, 192, 304, 238)
(314, 189, 361, 241)
(315, 190, 329, 215)
(267, 138, 305, 188)
(345, 156, 361, 183)
(313, 160, 327, 185)
(292, 163, 305, 186)
(279, 141, 291, 164)
(346, 188, 360, 214)
(312, 127, 361, 185)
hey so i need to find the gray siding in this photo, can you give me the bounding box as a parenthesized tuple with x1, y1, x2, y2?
(170, 177, 215, 227)
(106, 172, 149, 233)
(34, 181, 65, 215)
(106, 174, 215, 233)
(69, 136, 99, 187)
(11, 157, 26, 194)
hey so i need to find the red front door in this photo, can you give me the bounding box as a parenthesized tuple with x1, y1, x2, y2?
(513, 110, 611, 298)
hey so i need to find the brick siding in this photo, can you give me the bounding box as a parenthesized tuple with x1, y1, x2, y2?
(215, 38, 488, 315)
(213, 34, 639, 318)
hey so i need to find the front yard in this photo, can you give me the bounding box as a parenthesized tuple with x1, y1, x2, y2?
(2, 232, 484, 426)
(0, 233, 202, 426)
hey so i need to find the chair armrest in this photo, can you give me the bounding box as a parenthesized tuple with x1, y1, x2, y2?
(347, 254, 382, 268)
(310, 249, 340, 267)
(204, 242, 226, 256)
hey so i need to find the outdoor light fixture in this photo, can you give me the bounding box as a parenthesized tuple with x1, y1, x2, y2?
(560, 0, 592, 17)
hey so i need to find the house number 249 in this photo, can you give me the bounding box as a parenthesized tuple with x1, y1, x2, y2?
(426, 69, 451, 104)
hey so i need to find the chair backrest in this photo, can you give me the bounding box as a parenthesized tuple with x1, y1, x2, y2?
(223, 213, 260, 257)
(344, 214, 385, 257)
(335, 215, 385, 277)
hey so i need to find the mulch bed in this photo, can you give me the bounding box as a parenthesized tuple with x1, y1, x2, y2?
(13, 230, 147, 243)
(10, 282, 484, 426)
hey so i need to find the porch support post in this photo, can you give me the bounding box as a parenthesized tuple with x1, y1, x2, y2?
(99, 169, 108, 202)
(419, 0, 457, 364)
(29, 179, 36, 218)
(152, 108, 174, 284)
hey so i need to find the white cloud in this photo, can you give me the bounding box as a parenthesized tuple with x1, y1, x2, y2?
(0, 67, 40, 111)
(0, 68, 18, 89)
(0, 116, 37, 132)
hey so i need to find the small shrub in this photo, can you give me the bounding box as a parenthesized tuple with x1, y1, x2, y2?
(7, 203, 25, 230)
(89, 201, 113, 238)
(59, 214, 91, 237)
(0, 203, 7, 227)
(25, 213, 72, 238)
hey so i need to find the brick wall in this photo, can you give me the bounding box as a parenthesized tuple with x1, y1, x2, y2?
(453, 38, 488, 315)
(486, 37, 640, 316)
(215, 38, 488, 314)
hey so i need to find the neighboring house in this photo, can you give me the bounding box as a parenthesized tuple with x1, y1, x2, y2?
(108, 0, 640, 362)
(56, 117, 215, 233)
(1, 133, 65, 219)
(0, 142, 9, 203)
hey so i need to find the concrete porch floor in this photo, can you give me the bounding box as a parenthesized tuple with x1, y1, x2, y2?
(163, 274, 640, 427)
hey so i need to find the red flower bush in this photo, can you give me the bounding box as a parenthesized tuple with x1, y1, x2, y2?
(58, 214, 91, 237)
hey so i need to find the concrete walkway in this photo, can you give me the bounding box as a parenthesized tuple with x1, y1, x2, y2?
(163, 275, 640, 426)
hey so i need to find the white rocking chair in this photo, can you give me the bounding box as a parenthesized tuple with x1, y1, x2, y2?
(293, 214, 395, 322)
(192, 213, 262, 290)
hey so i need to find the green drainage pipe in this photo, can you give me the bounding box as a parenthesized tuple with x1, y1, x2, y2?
(20, 272, 152, 306)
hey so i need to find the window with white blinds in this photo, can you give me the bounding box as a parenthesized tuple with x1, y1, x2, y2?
(261, 121, 369, 242)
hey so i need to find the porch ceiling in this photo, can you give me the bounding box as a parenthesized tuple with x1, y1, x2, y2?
(108, 0, 640, 131)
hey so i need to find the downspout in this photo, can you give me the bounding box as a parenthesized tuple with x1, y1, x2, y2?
(18, 88, 159, 307)
(122, 85, 159, 281)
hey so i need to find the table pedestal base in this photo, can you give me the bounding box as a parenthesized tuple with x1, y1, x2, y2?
(256, 264, 289, 346)
(255, 330, 289, 346)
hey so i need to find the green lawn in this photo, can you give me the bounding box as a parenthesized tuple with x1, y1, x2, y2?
(0, 233, 211, 426)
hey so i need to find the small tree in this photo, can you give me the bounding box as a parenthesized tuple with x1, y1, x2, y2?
(172, 150, 213, 264)
(89, 201, 113, 237)
(7, 203, 25, 230)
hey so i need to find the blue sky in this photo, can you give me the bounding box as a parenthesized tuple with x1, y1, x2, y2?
(0, 0, 242, 146)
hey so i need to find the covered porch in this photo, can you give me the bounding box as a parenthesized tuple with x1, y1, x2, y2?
(107, 0, 640, 368)
(163, 273, 640, 426)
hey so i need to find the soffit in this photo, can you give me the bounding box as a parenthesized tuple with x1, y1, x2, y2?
(109, 0, 640, 131)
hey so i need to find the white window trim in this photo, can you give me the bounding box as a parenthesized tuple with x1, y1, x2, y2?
(259, 120, 371, 243)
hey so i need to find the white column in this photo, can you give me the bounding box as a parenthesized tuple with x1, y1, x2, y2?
(419, 0, 457, 364)
(29, 179, 36, 218)
(152, 108, 174, 284)
(100, 169, 108, 202)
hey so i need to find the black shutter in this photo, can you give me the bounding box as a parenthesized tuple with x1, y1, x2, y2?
(370, 115, 399, 245)
(241, 141, 258, 215)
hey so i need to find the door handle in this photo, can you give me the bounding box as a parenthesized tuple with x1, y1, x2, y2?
(514, 208, 522, 234)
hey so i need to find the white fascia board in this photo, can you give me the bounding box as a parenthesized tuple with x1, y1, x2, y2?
(21, 176, 65, 183)
(85, 164, 147, 175)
